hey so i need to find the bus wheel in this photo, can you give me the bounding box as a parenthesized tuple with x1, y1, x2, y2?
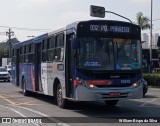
(22, 78, 29, 96)
(56, 83, 68, 108)
(105, 100, 119, 107)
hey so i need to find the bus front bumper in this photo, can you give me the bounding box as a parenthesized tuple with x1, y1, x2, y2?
(74, 85, 143, 101)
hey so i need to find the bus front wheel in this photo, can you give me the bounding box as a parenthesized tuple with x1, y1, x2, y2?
(56, 83, 68, 108)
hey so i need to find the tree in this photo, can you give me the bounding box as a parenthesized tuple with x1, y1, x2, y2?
(136, 12, 150, 30)
(0, 38, 19, 58)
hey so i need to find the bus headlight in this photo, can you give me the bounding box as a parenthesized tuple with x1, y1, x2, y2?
(85, 82, 96, 89)
(89, 84, 95, 89)
(133, 83, 139, 87)
(76, 77, 81, 82)
(132, 80, 141, 88)
(76, 77, 96, 89)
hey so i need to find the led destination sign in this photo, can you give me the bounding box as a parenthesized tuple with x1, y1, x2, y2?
(77, 21, 141, 38)
(90, 25, 130, 33)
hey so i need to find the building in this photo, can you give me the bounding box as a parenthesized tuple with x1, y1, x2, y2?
(141, 33, 160, 73)
(141, 33, 159, 49)
(141, 33, 149, 49)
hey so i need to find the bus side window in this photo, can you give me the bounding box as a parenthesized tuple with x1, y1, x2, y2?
(47, 38, 51, 49)
(12, 49, 16, 64)
(50, 36, 55, 48)
(47, 49, 55, 61)
(24, 45, 28, 63)
(20, 47, 25, 63)
(27, 44, 34, 63)
(46, 38, 55, 62)
(55, 33, 64, 61)
(42, 39, 47, 62)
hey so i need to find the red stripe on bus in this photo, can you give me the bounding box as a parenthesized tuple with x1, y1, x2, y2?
(74, 80, 111, 86)
(86, 80, 111, 85)
(31, 66, 35, 91)
(74, 80, 81, 86)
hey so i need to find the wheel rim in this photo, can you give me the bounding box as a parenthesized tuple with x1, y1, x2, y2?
(57, 86, 63, 106)
(23, 80, 26, 94)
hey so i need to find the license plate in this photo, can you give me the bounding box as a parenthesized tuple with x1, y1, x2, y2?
(109, 92, 121, 97)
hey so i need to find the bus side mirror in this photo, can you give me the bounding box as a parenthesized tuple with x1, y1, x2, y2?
(72, 38, 79, 49)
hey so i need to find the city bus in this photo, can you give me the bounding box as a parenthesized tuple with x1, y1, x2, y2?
(12, 20, 143, 108)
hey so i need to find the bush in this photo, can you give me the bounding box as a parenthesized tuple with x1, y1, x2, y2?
(143, 74, 160, 87)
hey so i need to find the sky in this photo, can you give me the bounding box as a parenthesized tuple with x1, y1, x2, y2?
(0, 0, 160, 42)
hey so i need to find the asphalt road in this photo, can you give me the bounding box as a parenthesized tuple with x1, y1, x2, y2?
(0, 81, 160, 126)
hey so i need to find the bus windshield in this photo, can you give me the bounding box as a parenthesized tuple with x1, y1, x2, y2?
(115, 38, 141, 70)
(76, 37, 141, 70)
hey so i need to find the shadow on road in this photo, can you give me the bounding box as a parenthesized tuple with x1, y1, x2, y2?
(18, 91, 55, 105)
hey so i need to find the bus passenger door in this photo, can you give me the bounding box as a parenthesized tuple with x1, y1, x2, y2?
(34, 43, 42, 91)
(65, 34, 74, 98)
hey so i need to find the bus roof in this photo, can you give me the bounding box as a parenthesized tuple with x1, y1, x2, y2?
(12, 20, 139, 48)
(12, 33, 48, 48)
(65, 19, 139, 29)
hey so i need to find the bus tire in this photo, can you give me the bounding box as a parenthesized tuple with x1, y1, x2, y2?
(56, 83, 68, 108)
(105, 100, 119, 107)
(22, 78, 29, 96)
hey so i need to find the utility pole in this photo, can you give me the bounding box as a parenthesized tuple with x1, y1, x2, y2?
(6, 28, 14, 58)
(149, 0, 153, 73)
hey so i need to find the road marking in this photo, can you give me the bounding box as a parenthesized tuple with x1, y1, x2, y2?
(0, 104, 39, 126)
(0, 94, 39, 106)
(0, 94, 17, 105)
(10, 105, 70, 126)
(0, 104, 26, 117)
(0, 94, 70, 126)
(140, 98, 158, 107)
(10, 105, 49, 117)
(14, 101, 40, 106)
